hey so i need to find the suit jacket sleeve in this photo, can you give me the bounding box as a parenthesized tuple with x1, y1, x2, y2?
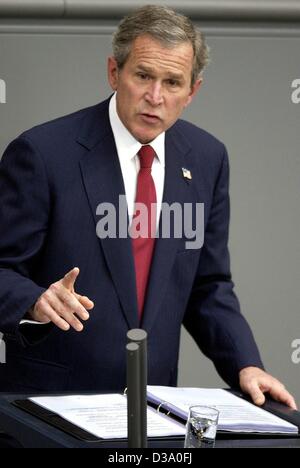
(183, 145, 264, 388)
(0, 136, 48, 344)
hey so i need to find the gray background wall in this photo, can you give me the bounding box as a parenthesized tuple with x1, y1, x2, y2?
(0, 0, 299, 400)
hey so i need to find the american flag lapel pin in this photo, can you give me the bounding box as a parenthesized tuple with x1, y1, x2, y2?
(182, 167, 192, 180)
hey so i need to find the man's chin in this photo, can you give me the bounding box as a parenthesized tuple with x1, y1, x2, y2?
(133, 131, 161, 144)
(134, 124, 167, 143)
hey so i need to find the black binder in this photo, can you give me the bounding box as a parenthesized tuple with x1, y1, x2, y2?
(12, 390, 300, 443)
(13, 399, 101, 442)
(12, 397, 183, 443)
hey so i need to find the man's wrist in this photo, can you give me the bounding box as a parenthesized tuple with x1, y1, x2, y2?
(24, 306, 35, 320)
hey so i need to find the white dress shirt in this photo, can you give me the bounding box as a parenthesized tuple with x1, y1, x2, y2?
(109, 92, 165, 228)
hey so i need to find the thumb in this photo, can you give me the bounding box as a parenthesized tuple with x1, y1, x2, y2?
(61, 267, 80, 290)
(249, 385, 266, 406)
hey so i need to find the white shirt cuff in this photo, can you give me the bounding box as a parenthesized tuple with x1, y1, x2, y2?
(20, 319, 49, 325)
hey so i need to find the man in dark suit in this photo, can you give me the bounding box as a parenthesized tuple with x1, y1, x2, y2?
(0, 5, 296, 408)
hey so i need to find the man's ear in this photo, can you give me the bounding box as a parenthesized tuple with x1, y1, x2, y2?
(184, 77, 203, 108)
(107, 56, 119, 91)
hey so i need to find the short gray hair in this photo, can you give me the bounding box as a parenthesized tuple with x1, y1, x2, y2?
(112, 5, 210, 86)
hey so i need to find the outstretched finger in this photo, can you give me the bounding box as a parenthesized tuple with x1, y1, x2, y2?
(269, 386, 298, 410)
(61, 267, 80, 290)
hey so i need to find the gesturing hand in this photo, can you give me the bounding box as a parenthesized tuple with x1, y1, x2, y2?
(29, 267, 94, 332)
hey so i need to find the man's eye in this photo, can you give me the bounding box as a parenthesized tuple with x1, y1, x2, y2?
(168, 80, 179, 87)
(137, 73, 149, 80)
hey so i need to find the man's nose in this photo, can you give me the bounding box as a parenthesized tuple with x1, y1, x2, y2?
(145, 82, 164, 106)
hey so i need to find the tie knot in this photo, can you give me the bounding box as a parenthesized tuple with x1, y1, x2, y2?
(138, 145, 156, 169)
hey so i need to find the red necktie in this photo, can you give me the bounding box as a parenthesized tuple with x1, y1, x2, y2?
(132, 145, 157, 320)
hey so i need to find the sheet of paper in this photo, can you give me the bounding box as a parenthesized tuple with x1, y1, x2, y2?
(30, 394, 186, 439)
(147, 386, 298, 434)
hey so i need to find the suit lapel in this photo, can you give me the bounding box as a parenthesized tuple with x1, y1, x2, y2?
(78, 101, 139, 329)
(141, 124, 195, 332)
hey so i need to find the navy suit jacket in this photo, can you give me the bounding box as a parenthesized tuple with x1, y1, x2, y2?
(0, 97, 263, 393)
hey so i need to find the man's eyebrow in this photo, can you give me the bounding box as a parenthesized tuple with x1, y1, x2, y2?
(165, 72, 184, 81)
(136, 65, 184, 81)
(136, 65, 155, 74)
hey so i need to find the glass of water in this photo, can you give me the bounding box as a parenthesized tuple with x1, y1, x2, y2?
(184, 405, 219, 448)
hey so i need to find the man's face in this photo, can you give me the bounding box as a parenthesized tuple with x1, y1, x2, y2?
(108, 35, 202, 144)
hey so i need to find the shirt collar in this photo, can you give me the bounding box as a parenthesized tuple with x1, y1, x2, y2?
(109, 92, 165, 165)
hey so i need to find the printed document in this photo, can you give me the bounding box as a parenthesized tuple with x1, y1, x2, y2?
(147, 387, 298, 434)
(30, 393, 185, 439)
